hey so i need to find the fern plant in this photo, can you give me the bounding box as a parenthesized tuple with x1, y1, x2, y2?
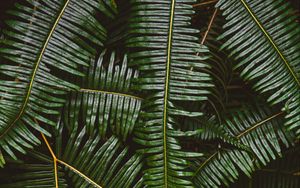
(0, 0, 299, 187)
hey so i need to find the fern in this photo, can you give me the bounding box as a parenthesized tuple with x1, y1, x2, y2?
(126, 0, 212, 186)
(0, 0, 111, 166)
(0, 0, 299, 187)
(216, 0, 300, 137)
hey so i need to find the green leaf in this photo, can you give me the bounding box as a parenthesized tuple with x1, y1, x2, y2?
(67, 50, 142, 141)
(126, 0, 212, 187)
(0, 0, 109, 166)
(0, 98, 143, 187)
(216, 0, 300, 137)
(192, 105, 294, 187)
(231, 147, 300, 188)
(182, 115, 248, 151)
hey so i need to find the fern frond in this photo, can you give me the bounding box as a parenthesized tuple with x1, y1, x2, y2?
(0, 97, 143, 187)
(66, 50, 141, 141)
(0, 0, 109, 166)
(231, 147, 300, 188)
(216, 0, 300, 137)
(192, 105, 294, 187)
(182, 116, 246, 150)
(126, 0, 213, 186)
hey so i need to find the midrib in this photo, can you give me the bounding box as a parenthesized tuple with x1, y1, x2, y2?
(240, 0, 300, 87)
(163, 0, 175, 186)
(0, 0, 70, 138)
(79, 88, 142, 100)
(193, 111, 283, 176)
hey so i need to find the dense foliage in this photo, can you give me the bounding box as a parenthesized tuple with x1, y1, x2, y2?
(0, 0, 299, 187)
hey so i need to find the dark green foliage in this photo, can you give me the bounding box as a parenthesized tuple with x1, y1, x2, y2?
(0, 0, 299, 187)
(192, 105, 294, 188)
(0, 0, 110, 166)
(0, 121, 143, 187)
(217, 0, 300, 137)
(126, 0, 213, 187)
(70, 50, 141, 141)
(231, 147, 300, 188)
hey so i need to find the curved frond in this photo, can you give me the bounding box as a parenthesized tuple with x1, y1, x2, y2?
(126, 0, 213, 187)
(0, 0, 109, 165)
(66, 50, 141, 140)
(55, 130, 143, 188)
(216, 0, 300, 136)
(192, 105, 294, 187)
(0, 134, 143, 188)
(231, 147, 300, 188)
(193, 149, 253, 188)
(0, 0, 298, 187)
(182, 116, 246, 150)
(223, 105, 293, 165)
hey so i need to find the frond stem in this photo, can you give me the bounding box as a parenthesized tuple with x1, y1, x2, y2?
(193, 0, 218, 8)
(79, 88, 142, 100)
(201, 9, 218, 45)
(193, 152, 218, 176)
(193, 112, 283, 177)
(0, 0, 70, 138)
(236, 111, 284, 139)
(41, 133, 102, 188)
(259, 168, 299, 176)
(240, 0, 300, 87)
(41, 133, 59, 188)
(293, 171, 300, 176)
(57, 159, 102, 187)
(162, 0, 176, 186)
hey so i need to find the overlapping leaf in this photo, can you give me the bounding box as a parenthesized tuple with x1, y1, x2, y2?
(182, 116, 247, 150)
(192, 105, 294, 187)
(231, 147, 300, 188)
(199, 11, 233, 116)
(55, 126, 143, 188)
(216, 0, 300, 137)
(0, 0, 111, 166)
(66, 50, 141, 141)
(0, 125, 143, 188)
(0, 55, 143, 187)
(0, 0, 299, 187)
(126, 0, 213, 187)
